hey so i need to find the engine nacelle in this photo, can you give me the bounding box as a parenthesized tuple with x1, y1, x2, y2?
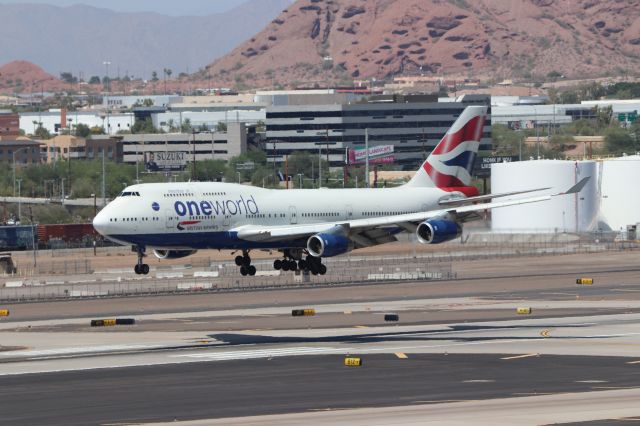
(307, 233, 353, 257)
(153, 249, 198, 259)
(416, 219, 461, 244)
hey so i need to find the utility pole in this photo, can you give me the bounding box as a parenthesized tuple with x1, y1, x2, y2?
(365, 128, 370, 188)
(101, 149, 106, 208)
(17, 179, 22, 222)
(318, 146, 322, 189)
(103, 61, 111, 135)
(192, 130, 197, 181)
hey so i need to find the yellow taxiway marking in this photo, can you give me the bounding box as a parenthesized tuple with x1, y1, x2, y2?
(626, 360, 640, 364)
(395, 352, 408, 359)
(540, 329, 551, 338)
(501, 353, 539, 360)
(354, 325, 368, 328)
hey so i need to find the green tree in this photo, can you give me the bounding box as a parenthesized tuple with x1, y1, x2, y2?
(88, 76, 101, 84)
(151, 71, 159, 82)
(491, 124, 523, 156)
(60, 72, 77, 84)
(180, 118, 192, 133)
(186, 159, 227, 182)
(75, 123, 92, 138)
(604, 126, 634, 155)
(132, 118, 159, 134)
(215, 122, 227, 132)
(34, 124, 50, 139)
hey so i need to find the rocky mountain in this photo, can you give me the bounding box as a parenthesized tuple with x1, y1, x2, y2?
(0, 61, 68, 92)
(0, 0, 293, 78)
(205, 0, 640, 87)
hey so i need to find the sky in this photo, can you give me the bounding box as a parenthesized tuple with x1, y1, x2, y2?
(0, 0, 252, 16)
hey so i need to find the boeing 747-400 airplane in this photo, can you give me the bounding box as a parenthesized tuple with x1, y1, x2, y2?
(92, 106, 588, 276)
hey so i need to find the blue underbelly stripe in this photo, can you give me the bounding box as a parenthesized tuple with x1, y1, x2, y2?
(107, 231, 307, 249)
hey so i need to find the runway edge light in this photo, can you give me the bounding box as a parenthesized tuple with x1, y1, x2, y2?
(576, 278, 594, 285)
(516, 307, 532, 315)
(0, 309, 9, 317)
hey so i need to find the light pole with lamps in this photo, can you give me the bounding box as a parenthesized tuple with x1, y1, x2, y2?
(12, 146, 30, 196)
(103, 60, 111, 135)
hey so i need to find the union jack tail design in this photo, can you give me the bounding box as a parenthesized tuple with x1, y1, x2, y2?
(405, 105, 487, 188)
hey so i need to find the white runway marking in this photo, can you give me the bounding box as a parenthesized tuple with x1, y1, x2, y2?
(172, 346, 348, 361)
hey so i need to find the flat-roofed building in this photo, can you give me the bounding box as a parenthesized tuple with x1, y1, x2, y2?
(0, 139, 43, 165)
(120, 122, 247, 170)
(265, 94, 491, 169)
(0, 111, 20, 137)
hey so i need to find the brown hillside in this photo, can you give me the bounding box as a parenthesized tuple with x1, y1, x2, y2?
(0, 60, 66, 92)
(205, 0, 640, 88)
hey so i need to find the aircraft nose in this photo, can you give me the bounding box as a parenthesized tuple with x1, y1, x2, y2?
(92, 210, 110, 235)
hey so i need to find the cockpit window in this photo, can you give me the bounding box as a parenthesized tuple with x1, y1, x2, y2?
(119, 191, 141, 197)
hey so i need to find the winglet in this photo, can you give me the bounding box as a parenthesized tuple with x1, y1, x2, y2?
(558, 177, 590, 196)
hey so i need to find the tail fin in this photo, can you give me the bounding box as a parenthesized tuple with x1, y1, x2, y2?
(405, 105, 487, 188)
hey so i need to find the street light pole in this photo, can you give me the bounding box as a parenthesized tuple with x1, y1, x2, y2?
(12, 146, 29, 197)
(365, 128, 370, 188)
(103, 60, 111, 135)
(102, 149, 106, 207)
(16, 179, 22, 222)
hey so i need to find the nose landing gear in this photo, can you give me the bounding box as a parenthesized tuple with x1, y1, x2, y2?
(134, 246, 150, 275)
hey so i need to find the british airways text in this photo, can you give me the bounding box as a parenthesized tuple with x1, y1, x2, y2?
(174, 195, 259, 217)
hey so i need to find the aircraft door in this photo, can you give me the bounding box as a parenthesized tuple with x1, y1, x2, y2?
(344, 205, 353, 220)
(165, 210, 174, 229)
(289, 206, 298, 224)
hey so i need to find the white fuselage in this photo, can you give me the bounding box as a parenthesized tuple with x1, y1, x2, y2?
(92, 182, 457, 250)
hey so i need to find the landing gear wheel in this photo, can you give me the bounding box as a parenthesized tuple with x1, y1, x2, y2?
(248, 265, 257, 276)
(242, 256, 251, 267)
(240, 265, 248, 276)
(141, 264, 150, 275)
(235, 255, 244, 266)
(298, 259, 307, 270)
(282, 261, 290, 271)
(318, 264, 327, 275)
(274, 259, 282, 270)
(134, 264, 141, 275)
(289, 260, 298, 271)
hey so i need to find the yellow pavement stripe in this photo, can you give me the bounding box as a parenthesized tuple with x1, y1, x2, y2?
(540, 329, 551, 338)
(501, 353, 539, 360)
(395, 352, 408, 359)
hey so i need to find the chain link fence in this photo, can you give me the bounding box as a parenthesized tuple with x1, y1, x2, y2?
(1, 230, 639, 303)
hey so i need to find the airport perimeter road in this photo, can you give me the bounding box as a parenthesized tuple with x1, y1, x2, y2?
(1, 354, 640, 426)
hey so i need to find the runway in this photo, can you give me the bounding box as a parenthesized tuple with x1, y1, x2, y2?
(1, 354, 640, 426)
(1, 250, 640, 425)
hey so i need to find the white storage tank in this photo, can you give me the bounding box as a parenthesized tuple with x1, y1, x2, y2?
(491, 160, 598, 233)
(599, 156, 640, 232)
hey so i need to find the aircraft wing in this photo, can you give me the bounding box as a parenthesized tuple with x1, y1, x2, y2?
(437, 186, 551, 207)
(234, 177, 589, 246)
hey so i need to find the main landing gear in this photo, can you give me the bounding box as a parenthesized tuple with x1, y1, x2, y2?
(134, 246, 150, 275)
(235, 250, 256, 276)
(273, 250, 327, 275)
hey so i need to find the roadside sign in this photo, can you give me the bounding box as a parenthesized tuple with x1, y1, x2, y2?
(472, 156, 518, 178)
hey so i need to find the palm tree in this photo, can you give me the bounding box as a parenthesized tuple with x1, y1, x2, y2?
(163, 68, 172, 95)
